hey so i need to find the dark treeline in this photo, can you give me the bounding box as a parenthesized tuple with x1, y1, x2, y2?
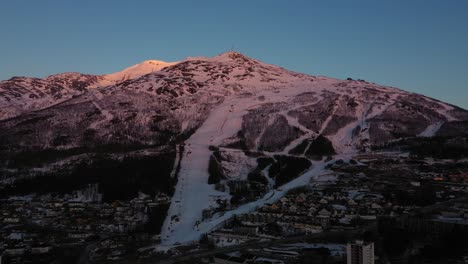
(145, 203, 171, 234)
(1, 153, 177, 202)
(1, 143, 166, 168)
(373, 135, 468, 159)
(269, 155, 312, 187)
(378, 217, 468, 263)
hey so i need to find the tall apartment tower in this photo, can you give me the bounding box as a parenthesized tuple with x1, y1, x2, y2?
(347, 240, 375, 264)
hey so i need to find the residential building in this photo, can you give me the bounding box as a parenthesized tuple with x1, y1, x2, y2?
(347, 240, 374, 264)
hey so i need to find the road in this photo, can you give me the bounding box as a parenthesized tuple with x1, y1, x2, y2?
(124, 225, 375, 264)
(408, 196, 468, 217)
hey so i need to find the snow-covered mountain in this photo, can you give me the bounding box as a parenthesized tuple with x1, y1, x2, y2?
(1, 52, 468, 245)
(1, 52, 467, 151)
(0, 59, 177, 120)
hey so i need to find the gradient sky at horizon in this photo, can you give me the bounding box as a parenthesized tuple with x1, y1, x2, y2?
(1, 0, 467, 109)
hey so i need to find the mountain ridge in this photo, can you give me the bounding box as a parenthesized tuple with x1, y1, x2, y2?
(1, 52, 467, 152)
(2, 52, 466, 121)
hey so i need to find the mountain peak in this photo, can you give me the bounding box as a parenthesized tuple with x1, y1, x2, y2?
(140, 59, 174, 66)
(211, 51, 255, 63)
(219, 51, 247, 58)
(100, 59, 178, 84)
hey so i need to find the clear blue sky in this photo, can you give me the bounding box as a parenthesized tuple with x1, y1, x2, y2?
(1, 0, 467, 109)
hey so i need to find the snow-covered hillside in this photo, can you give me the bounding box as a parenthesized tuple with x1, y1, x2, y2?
(0, 59, 177, 120)
(1, 52, 468, 246)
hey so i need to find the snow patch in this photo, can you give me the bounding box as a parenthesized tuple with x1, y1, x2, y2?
(418, 122, 444, 137)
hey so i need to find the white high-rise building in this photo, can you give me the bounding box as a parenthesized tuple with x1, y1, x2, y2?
(347, 240, 375, 264)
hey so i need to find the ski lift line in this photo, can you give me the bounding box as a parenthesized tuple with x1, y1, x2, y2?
(186, 144, 292, 158)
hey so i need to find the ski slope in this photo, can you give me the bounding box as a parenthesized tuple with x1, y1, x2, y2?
(161, 81, 343, 245)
